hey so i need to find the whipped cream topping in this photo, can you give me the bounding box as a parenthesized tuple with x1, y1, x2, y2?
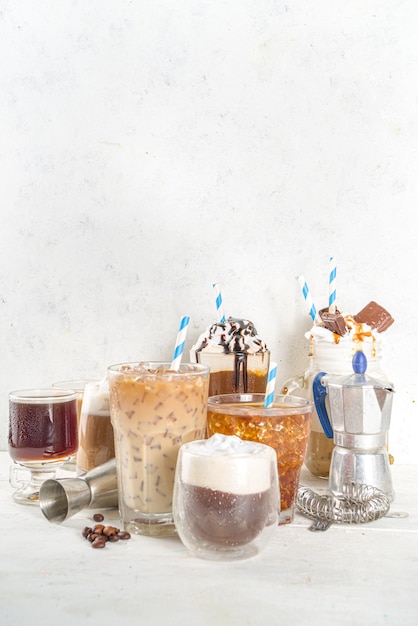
(191, 317, 268, 354)
(306, 314, 379, 344)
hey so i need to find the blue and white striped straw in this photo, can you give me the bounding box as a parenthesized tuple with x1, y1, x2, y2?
(212, 283, 226, 323)
(264, 361, 277, 408)
(170, 316, 190, 371)
(328, 257, 337, 314)
(297, 275, 321, 324)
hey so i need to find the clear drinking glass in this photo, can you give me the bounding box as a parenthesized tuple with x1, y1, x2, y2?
(173, 434, 279, 560)
(207, 393, 313, 524)
(8, 388, 79, 505)
(191, 350, 270, 396)
(76, 381, 114, 476)
(108, 362, 209, 537)
(52, 378, 100, 470)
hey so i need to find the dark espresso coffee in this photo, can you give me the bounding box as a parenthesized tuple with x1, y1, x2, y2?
(182, 483, 270, 546)
(9, 398, 78, 462)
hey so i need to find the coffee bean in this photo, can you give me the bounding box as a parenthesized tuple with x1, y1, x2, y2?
(81, 518, 131, 548)
(92, 524, 105, 535)
(117, 531, 131, 540)
(108, 534, 120, 542)
(92, 537, 107, 549)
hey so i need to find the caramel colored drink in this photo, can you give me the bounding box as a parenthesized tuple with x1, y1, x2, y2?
(207, 394, 312, 524)
(108, 362, 209, 537)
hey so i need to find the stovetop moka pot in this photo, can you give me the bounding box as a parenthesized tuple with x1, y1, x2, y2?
(313, 351, 395, 501)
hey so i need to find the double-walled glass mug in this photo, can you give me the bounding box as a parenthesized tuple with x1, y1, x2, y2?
(173, 434, 280, 560)
(8, 388, 79, 505)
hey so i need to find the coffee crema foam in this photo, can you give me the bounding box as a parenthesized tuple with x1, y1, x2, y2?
(181, 434, 273, 495)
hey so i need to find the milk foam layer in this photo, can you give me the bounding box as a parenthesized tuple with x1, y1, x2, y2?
(181, 434, 273, 494)
(83, 383, 110, 416)
(191, 317, 267, 355)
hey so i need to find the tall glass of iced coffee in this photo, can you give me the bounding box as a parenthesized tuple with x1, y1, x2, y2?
(108, 361, 209, 537)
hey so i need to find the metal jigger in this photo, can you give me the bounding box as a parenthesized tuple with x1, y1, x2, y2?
(39, 458, 118, 523)
(313, 351, 395, 501)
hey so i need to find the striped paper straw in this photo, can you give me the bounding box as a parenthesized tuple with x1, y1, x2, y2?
(297, 275, 321, 324)
(264, 361, 277, 408)
(170, 316, 190, 371)
(328, 257, 337, 314)
(212, 283, 226, 323)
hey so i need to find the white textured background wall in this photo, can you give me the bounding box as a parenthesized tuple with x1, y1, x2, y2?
(1, 1, 417, 464)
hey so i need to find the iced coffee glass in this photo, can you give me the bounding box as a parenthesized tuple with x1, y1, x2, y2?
(207, 393, 312, 524)
(191, 351, 270, 396)
(108, 361, 209, 537)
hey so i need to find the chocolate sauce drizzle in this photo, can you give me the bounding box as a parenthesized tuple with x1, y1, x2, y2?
(195, 317, 266, 393)
(234, 352, 248, 392)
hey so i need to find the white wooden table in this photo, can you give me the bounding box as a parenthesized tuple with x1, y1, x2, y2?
(0, 451, 417, 626)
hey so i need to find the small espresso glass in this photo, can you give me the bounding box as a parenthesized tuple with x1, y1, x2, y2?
(8, 388, 79, 505)
(207, 394, 313, 524)
(173, 434, 279, 560)
(108, 361, 209, 537)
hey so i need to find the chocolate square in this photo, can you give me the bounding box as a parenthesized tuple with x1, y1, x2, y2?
(354, 301, 394, 332)
(319, 308, 347, 336)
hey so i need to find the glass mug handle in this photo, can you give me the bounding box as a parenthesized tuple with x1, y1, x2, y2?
(280, 374, 305, 395)
(9, 463, 31, 488)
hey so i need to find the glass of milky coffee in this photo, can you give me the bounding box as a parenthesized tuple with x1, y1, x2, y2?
(76, 381, 115, 476)
(173, 434, 279, 560)
(190, 317, 270, 395)
(108, 361, 209, 537)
